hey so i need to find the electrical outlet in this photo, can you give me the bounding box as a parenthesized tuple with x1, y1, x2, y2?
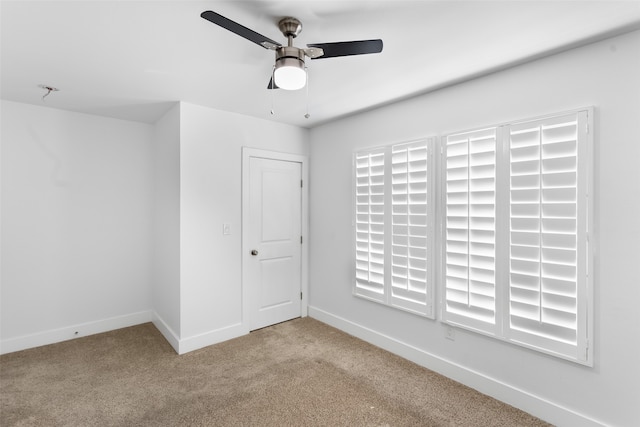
(445, 325, 456, 341)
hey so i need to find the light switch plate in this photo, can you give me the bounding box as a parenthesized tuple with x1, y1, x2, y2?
(223, 223, 231, 235)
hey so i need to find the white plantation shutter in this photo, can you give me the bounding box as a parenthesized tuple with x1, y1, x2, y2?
(353, 139, 434, 317)
(506, 111, 591, 363)
(443, 128, 498, 334)
(353, 109, 592, 364)
(354, 148, 386, 301)
(390, 141, 433, 316)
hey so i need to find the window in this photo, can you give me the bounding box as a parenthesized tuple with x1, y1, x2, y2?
(352, 108, 593, 365)
(441, 109, 593, 365)
(354, 139, 435, 317)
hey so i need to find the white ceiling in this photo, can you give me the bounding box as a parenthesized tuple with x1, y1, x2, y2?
(2, 0, 640, 128)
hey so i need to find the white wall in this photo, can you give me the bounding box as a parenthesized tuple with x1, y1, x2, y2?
(308, 30, 640, 427)
(176, 102, 309, 353)
(0, 101, 154, 353)
(0, 98, 310, 355)
(151, 103, 181, 349)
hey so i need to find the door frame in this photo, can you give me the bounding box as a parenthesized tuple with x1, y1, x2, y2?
(241, 147, 309, 330)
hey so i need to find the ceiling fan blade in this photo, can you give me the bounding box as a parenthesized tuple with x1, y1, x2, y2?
(267, 76, 279, 90)
(307, 39, 383, 59)
(201, 11, 282, 50)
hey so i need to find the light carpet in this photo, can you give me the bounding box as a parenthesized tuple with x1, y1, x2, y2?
(0, 317, 552, 426)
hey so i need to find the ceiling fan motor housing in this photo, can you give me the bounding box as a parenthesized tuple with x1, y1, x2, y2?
(274, 46, 306, 90)
(275, 46, 305, 65)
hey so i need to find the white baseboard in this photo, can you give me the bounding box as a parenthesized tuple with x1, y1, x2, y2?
(308, 306, 605, 427)
(177, 322, 247, 355)
(0, 310, 153, 355)
(152, 312, 248, 355)
(151, 311, 180, 354)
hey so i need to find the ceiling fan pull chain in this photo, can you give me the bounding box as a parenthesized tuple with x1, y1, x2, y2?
(304, 66, 310, 119)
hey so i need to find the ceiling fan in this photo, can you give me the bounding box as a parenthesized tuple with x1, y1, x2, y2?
(200, 10, 383, 91)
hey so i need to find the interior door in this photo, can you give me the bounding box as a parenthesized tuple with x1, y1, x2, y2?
(246, 156, 302, 330)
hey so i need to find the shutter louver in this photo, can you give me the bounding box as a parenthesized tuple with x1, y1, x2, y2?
(391, 140, 431, 315)
(444, 128, 497, 334)
(507, 112, 588, 361)
(354, 149, 386, 301)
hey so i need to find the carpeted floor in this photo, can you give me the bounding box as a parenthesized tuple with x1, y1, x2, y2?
(0, 318, 552, 426)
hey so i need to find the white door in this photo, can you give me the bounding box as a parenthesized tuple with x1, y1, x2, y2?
(245, 156, 302, 330)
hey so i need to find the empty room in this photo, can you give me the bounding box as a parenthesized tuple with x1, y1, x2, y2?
(1, 1, 639, 426)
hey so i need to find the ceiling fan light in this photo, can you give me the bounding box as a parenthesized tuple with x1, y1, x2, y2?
(274, 57, 306, 90)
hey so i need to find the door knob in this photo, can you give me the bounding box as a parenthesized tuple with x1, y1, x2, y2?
(251, 249, 259, 256)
